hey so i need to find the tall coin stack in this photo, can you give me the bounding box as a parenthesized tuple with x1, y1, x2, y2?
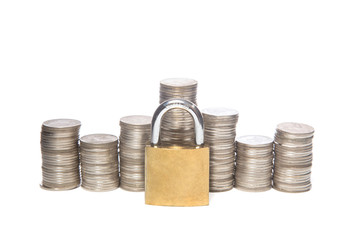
(203, 108, 239, 192)
(40, 119, 81, 190)
(159, 78, 198, 146)
(80, 134, 119, 191)
(119, 115, 151, 191)
(235, 135, 274, 192)
(273, 122, 315, 193)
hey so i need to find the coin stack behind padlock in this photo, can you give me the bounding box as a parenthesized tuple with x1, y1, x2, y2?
(203, 108, 239, 192)
(159, 78, 198, 146)
(119, 115, 151, 191)
(80, 134, 119, 191)
(235, 135, 274, 192)
(273, 122, 315, 193)
(40, 119, 81, 190)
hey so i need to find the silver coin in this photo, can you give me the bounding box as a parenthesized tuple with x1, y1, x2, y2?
(202, 107, 239, 117)
(159, 78, 198, 146)
(40, 119, 81, 191)
(160, 78, 197, 87)
(42, 119, 81, 129)
(119, 115, 151, 192)
(120, 115, 152, 126)
(234, 135, 273, 192)
(236, 135, 273, 147)
(80, 134, 118, 145)
(276, 122, 315, 135)
(203, 107, 238, 192)
(80, 133, 119, 192)
(273, 122, 314, 193)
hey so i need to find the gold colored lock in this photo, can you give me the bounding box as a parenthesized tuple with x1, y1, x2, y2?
(145, 99, 209, 206)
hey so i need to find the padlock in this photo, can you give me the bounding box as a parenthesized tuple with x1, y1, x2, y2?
(145, 99, 209, 206)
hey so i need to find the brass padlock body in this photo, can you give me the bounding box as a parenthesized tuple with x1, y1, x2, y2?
(145, 146, 209, 206)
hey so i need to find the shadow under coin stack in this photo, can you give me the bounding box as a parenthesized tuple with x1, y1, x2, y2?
(159, 78, 198, 146)
(273, 122, 315, 193)
(119, 115, 151, 191)
(80, 134, 119, 191)
(235, 135, 274, 192)
(203, 108, 239, 192)
(40, 119, 81, 190)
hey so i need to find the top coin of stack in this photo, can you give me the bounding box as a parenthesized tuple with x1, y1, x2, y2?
(40, 119, 81, 190)
(273, 122, 315, 193)
(235, 135, 274, 192)
(159, 78, 198, 146)
(119, 115, 152, 191)
(203, 107, 239, 192)
(80, 134, 119, 192)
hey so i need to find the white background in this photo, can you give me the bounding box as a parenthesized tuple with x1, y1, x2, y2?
(1, 0, 359, 239)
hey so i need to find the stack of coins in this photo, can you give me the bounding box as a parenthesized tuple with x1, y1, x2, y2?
(235, 135, 274, 192)
(119, 115, 152, 191)
(273, 122, 315, 193)
(80, 134, 119, 191)
(203, 108, 239, 192)
(159, 78, 198, 146)
(40, 119, 81, 190)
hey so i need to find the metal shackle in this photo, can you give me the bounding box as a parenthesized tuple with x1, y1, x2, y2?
(150, 99, 204, 146)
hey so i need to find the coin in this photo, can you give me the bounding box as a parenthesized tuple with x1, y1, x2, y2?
(159, 78, 198, 146)
(236, 135, 273, 147)
(40, 119, 81, 190)
(80, 134, 119, 192)
(235, 135, 273, 192)
(203, 107, 239, 192)
(42, 119, 81, 129)
(119, 115, 151, 191)
(276, 122, 314, 135)
(273, 122, 314, 193)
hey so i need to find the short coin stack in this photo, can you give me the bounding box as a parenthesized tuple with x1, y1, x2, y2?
(119, 115, 152, 191)
(159, 78, 198, 146)
(80, 134, 119, 191)
(40, 119, 81, 190)
(273, 122, 314, 193)
(203, 107, 239, 192)
(235, 135, 274, 192)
